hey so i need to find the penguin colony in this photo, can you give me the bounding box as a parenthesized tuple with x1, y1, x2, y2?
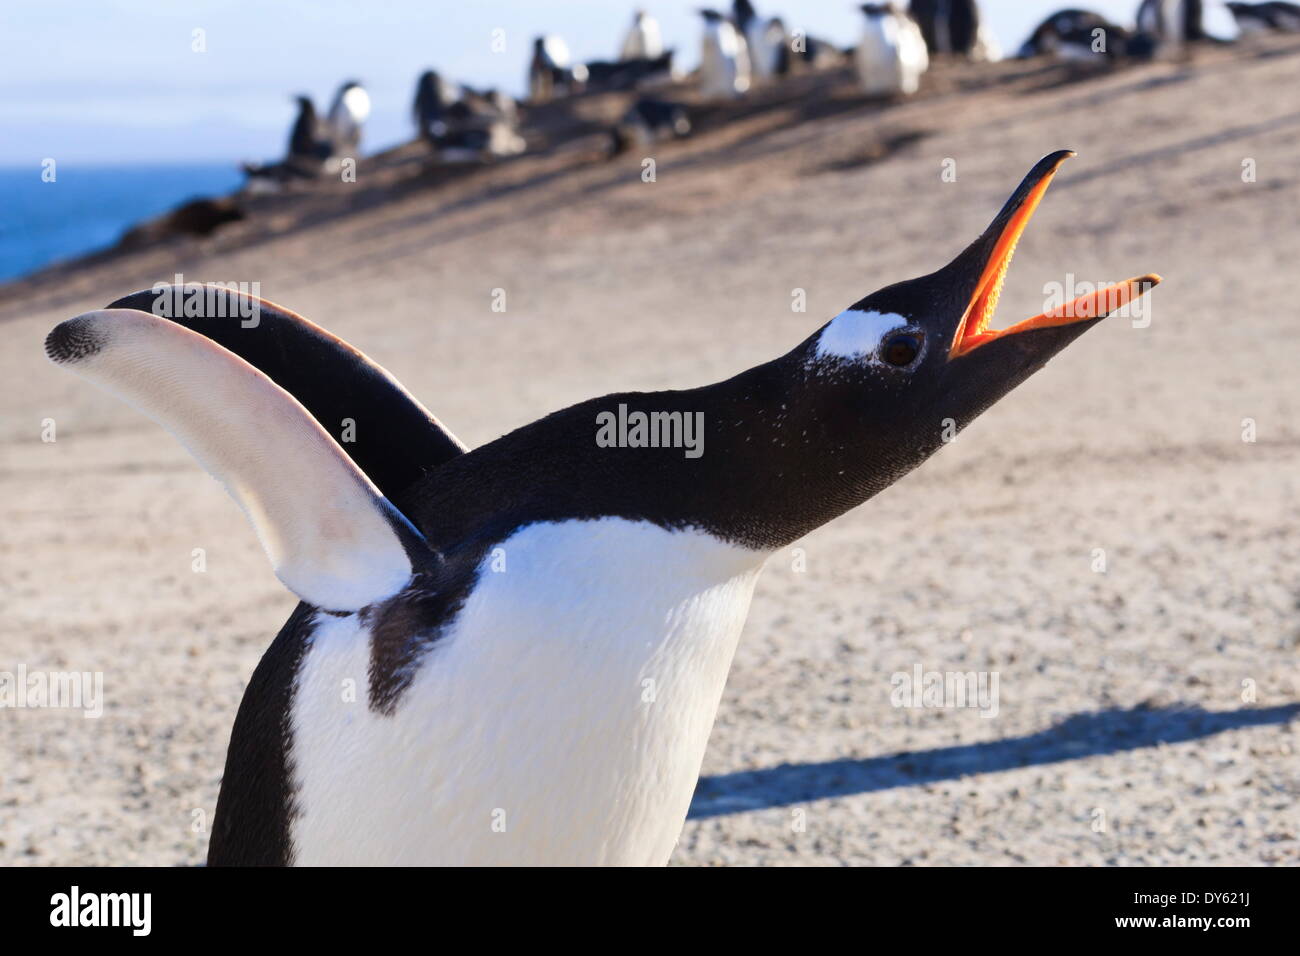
(239, 0, 1268, 193)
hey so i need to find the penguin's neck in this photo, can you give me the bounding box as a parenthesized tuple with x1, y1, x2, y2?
(405, 347, 883, 555)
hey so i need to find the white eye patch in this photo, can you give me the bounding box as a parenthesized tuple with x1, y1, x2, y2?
(814, 309, 910, 361)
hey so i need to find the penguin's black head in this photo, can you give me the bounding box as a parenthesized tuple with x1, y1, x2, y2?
(781, 151, 1160, 516)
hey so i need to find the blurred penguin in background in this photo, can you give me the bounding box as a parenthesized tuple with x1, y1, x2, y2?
(733, 0, 788, 81)
(621, 9, 664, 59)
(288, 95, 332, 164)
(1019, 9, 1154, 61)
(1137, 0, 1206, 38)
(607, 98, 692, 156)
(1136, 0, 1206, 54)
(240, 94, 332, 190)
(1226, 1, 1300, 33)
(413, 70, 460, 142)
(529, 35, 585, 101)
(733, 0, 759, 36)
(1018, 10, 1154, 61)
(324, 80, 370, 156)
(856, 4, 929, 96)
(413, 71, 524, 162)
(1018, 10, 1113, 57)
(908, 0, 999, 59)
(766, 18, 796, 76)
(698, 9, 751, 98)
(581, 51, 677, 91)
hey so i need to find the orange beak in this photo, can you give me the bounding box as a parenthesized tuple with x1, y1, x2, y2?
(948, 151, 1161, 359)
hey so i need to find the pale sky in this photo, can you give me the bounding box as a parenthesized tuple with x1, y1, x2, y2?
(0, 1, 1235, 166)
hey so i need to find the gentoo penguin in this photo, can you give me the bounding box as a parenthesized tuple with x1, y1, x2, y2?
(1018, 9, 1114, 57)
(733, 0, 759, 35)
(412, 68, 525, 162)
(733, 0, 784, 81)
(621, 9, 664, 60)
(413, 69, 458, 142)
(1018, 9, 1149, 61)
(412, 72, 460, 153)
(240, 96, 332, 192)
(1137, 0, 1205, 37)
(856, 4, 930, 97)
(46, 151, 1159, 866)
(908, 0, 981, 55)
(761, 19, 797, 79)
(413, 71, 442, 143)
(324, 80, 370, 156)
(766, 18, 795, 76)
(1136, 0, 1207, 53)
(287, 95, 332, 163)
(607, 98, 692, 155)
(1226, 1, 1300, 33)
(580, 51, 676, 92)
(528, 35, 583, 102)
(698, 9, 752, 98)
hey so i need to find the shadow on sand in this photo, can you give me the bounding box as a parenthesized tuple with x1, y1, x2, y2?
(688, 703, 1299, 819)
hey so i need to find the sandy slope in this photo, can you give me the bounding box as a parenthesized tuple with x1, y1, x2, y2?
(2, 39, 1298, 865)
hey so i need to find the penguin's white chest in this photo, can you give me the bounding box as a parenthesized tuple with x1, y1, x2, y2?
(288, 518, 765, 865)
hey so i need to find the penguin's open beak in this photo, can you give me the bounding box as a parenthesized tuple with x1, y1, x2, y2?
(946, 150, 1161, 360)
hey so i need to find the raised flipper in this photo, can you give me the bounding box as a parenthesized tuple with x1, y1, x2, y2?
(46, 308, 434, 612)
(107, 285, 465, 506)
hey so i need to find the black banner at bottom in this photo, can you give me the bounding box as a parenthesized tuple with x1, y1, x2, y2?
(0, 865, 1277, 941)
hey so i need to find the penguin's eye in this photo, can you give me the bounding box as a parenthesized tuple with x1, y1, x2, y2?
(881, 332, 923, 367)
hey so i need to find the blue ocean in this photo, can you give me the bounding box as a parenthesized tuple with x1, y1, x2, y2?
(0, 163, 244, 283)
